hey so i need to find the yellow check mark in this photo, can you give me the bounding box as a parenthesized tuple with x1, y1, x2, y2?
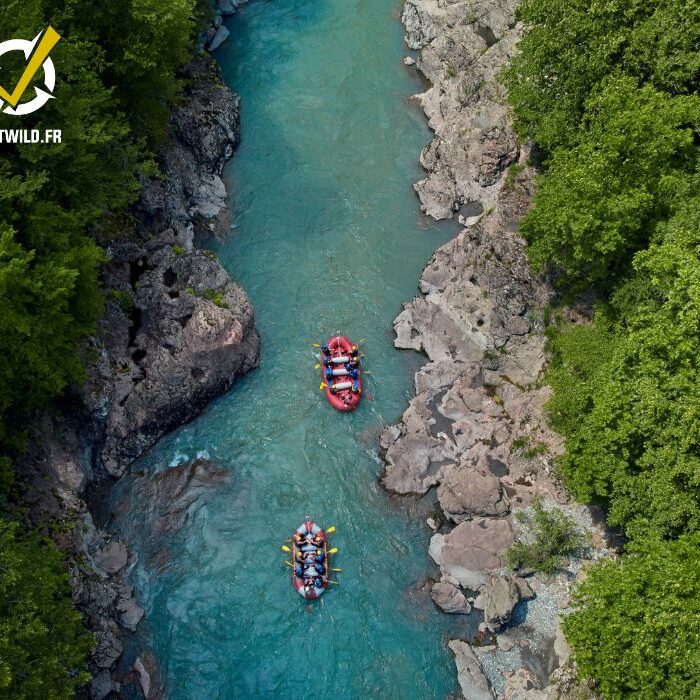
(0, 26, 61, 108)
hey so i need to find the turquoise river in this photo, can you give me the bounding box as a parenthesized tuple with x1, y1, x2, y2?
(112, 1, 469, 697)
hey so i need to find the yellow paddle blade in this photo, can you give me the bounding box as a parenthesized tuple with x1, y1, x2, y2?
(326, 526, 336, 533)
(329, 580, 340, 585)
(314, 364, 320, 369)
(312, 343, 321, 347)
(285, 561, 293, 567)
(320, 383, 327, 390)
(331, 567, 342, 572)
(281, 545, 291, 552)
(358, 338, 365, 343)
(329, 547, 339, 554)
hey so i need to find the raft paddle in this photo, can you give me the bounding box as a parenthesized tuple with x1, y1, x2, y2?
(329, 547, 338, 554)
(331, 568, 342, 572)
(326, 526, 336, 533)
(281, 545, 291, 552)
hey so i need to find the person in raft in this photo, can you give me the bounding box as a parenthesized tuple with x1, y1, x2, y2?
(321, 345, 331, 366)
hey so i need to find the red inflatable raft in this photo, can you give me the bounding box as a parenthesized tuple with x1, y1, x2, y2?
(291, 520, 329, 599)
(320, 336, 362, 412)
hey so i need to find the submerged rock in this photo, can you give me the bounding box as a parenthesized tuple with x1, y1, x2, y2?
(117, 459, 229, 539)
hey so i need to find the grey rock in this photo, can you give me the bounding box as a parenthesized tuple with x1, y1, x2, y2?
(93, 623, 123, 668)
(438, 463, 510, 522)
(118, 594, 145, 631)
(218, 0, 237, 14)
(503, 668, 544, 699)
(94, 247, 259, 477)
(481, 573, 534, 631)
(497, 634, 515, 652)
(405, 0, 521, 219)
(83, 60, 259, 478)
(207, 24, 230, 51)
(449, 639, 495, 700)
(553, 624, 570, 666)
(134, 657, 151, 698)
(431, 578, 471, 614)
(89, 670, 118, 700)
(97, 541, 128, 575)
(429, 518, 513, 589)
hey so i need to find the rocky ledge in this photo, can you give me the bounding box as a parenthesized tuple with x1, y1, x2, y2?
(15, 57, 258, 698)
(388, 2, 613, 697)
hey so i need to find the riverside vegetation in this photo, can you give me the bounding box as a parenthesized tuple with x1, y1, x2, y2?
(0, 1, 209, 696)
(505, 0, 700, 696)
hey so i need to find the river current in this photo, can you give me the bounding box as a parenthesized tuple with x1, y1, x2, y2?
(112, 1, 467, 697)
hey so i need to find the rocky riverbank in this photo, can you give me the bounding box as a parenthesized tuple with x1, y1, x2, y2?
(15, 55, 258, 698)
(386, 1, 614, 697)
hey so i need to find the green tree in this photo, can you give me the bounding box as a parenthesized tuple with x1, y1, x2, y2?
(0, 519, 92, 698)
(505, 0, 700, 153)
(519, 78, 699, 287)
(565, 535, 700, 699)
(547, 196, 700, 540)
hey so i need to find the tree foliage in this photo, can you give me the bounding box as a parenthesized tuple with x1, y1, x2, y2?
(565, 535, 700, 699)
(507, 499, 586, 574)
(0, 0, 200, 470)
(0, 0, 204, 693)
(548, 196, 700, 541)
(0, 519, 92, 698)
(507, 0, 700, 693)
(505, 0, 700, 287)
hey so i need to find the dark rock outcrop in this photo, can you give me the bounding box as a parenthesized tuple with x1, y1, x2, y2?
(16, 57, 257, 696)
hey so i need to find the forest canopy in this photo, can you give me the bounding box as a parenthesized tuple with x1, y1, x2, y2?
(0, 0, 203, 694)
(505, 0, 700, 695)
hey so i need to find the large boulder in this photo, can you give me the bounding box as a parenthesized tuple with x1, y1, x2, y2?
(96, 541, 128, 575)
(83, 59, 260, 477)
(449, 640, 495, 700)
(431, 577, 471, 614)
(93, 247, 259, 476)
(429, 518, 513, 589)
(478, 573, 535, 631)
(438, 464, 510, 522)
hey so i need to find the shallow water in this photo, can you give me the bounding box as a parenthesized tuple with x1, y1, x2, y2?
(112, 1, 470, 697)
